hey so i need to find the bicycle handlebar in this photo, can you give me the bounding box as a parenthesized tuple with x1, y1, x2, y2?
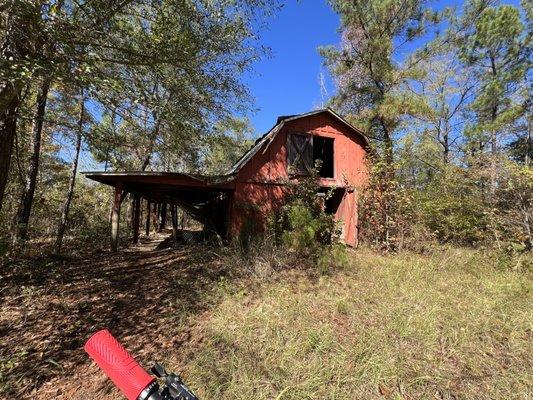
(85, 329, 156, 400)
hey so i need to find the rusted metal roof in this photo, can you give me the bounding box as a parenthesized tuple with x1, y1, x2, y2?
(83, 171, 235, 189)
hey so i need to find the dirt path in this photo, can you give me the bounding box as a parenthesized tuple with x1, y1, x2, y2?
(0, 234, 227, 399)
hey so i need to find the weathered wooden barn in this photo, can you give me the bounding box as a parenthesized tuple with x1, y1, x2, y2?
(84, 108, 369, 250)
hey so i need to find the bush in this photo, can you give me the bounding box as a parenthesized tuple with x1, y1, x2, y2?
(273, 168, 341, 262)
(414, 168, 489, 246)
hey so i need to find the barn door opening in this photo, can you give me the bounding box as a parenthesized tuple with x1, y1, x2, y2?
(323, 187, 345, 215)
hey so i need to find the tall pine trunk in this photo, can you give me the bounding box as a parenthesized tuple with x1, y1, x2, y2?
(488, 55, 499, 198)
(525, 117, 531, 167)
(14, 79, 51, 241)
(0, 96, 19, 212)
(54, 94, 84, 254)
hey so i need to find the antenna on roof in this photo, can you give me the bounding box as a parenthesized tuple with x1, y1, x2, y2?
(319, 70, 329, 108)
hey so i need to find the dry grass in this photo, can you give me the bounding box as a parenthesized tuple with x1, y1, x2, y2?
(0, 243, 531, 399)
(174, 247, 532, 400)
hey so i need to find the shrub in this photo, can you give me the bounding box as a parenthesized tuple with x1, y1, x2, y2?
(233, 166, 347, 274)
(273, 167, 341, 261)
(414, 168, 490, 246)
(358, 157, 417, 252)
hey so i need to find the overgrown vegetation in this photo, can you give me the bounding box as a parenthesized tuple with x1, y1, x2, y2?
(236, 167, 350, 276)
(180, 247, 532, 400)
(2, 244, 530, 399)
(322, 0, 532, 255)
(0, 0, 532, 398)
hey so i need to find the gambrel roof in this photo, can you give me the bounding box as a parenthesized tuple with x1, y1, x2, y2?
(227, 108, 368, 175)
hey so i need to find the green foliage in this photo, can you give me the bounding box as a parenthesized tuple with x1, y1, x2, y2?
(0, 0, 280, 249)
(264, 168, 345, 273)
(324, 0, 531, 256)
(320, 0, 442, 159)
(459, 2, 529, 151)
(274, 168, 338, 251)
(201, 117, 254, 175)
(414, 168, 489, 245)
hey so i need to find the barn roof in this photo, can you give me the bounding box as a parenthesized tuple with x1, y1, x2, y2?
(227, 108, 368, 175)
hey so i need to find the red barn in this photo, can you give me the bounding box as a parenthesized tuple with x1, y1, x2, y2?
(85, 108, 369, 250)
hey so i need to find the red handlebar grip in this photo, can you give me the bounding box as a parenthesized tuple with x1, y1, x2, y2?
(84, 329, 155, 400)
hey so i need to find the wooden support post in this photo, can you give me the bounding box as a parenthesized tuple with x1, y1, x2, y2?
(171, 205, 178, 248)
(152, 203, 158, 232)
(110, 185, 123, 252)
(145, 200, 151, 236)
(132, 194, 141, 244)
(158, 202, 167, 232)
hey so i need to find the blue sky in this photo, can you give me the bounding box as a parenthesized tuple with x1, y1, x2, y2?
(243, 1, 340, 135)
(244, 0, 522, 136)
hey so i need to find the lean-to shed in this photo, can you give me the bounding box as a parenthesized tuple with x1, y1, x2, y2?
(84, 108, 369, 250)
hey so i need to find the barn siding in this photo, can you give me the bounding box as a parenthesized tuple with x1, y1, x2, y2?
(231, 112, 368, 246)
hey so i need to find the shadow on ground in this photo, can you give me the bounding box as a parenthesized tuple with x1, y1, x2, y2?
(0, 234, 230, 399)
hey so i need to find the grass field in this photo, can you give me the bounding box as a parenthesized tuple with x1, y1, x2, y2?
(174, 248, 533, 400)
(1, 244, 531, 399)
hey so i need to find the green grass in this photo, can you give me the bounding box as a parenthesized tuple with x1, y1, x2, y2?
(170, 247, 532, 399)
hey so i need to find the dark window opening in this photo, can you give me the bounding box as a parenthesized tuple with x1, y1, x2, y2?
(313, 136, 334, 178)
(287, 133, 334, 178)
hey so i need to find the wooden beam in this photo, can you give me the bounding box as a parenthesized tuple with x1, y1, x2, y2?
(110, 184, 123, 252)
(132, 194, 141, 244)
(152, 203, 158, 232)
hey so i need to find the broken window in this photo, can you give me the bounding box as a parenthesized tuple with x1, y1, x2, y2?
(287, 133, 334, 178)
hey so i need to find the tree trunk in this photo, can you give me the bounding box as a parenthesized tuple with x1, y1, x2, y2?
(0, 96, 18, 213)
(489, 54, 499, 197)
(525, 116, 531, 167)
(14, 78, 50, 241)
(442, 130, 450, 165)
(54, 94, 84, 254)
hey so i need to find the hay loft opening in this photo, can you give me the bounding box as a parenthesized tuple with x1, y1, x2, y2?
(313, 136, 334, 178)
(287, 133, 334, 178)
